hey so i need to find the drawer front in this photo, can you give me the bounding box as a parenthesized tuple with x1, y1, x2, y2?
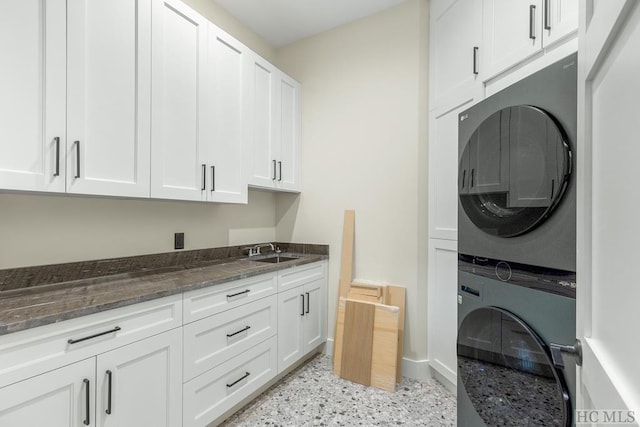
(0, 294, 182, 389)
(183, 294, 277, 381)
(183, 273, 277, 324)
(278, 261, 325, 291)
(183, 336, 278, 427)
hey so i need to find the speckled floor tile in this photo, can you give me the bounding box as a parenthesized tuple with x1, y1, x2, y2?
(220, 354, 457, 426)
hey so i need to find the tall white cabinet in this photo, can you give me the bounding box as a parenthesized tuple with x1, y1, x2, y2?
(428, 0, 578, 390)
(67, 0, 151, 198)
(0, 0, 66, 193)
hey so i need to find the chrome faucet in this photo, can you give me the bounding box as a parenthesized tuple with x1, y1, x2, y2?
(245, 242, 276, 257)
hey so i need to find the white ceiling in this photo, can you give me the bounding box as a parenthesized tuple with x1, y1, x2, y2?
(213, 0, 410, 48)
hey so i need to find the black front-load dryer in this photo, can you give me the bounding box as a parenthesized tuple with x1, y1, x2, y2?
(458, 53, 577, 272)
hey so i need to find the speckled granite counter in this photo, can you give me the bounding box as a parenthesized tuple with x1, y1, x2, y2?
(0, 243, 328, 336)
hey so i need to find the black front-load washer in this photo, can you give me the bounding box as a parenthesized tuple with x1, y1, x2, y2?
(458, 53, 577, 272)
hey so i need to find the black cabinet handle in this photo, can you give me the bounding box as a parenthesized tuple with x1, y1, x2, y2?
(544, 0, 551, 30)
(471, 169, 475, 188)
(211, 165, 215, 192)
(201, 164, 206, 190)
(529, 5, 536, 40)
(74, 141, 81, 178)
(83, 378, 90, 425)
(300, 294, 305, 316)
(226, 372, 250, 388)
(272, 159, 277, 180)
(227, 325, 251, 338)
(278, 161, 282, 182)
(473, 47, 479, 75)
(462, 170, 466, 189)
(305, 292, 310, 314)
(68, 326, 121, 345)
(226, 289, 250, 299)
(106, 370, 113, 415)
(53, 137, 60, 177)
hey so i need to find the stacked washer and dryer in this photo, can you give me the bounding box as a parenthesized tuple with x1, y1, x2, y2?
(457, 53, 579, 426)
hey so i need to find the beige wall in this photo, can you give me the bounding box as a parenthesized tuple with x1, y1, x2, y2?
(275, 0, 430, 361)
(0, 4, 279, 270)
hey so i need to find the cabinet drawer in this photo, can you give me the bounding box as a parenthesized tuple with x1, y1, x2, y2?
(183, 294, 277, 382)
(183, 273, 277, 323)
(183, 335, 278, 427)
(278, 261, 324, 291)
(0, 294, 182, 389)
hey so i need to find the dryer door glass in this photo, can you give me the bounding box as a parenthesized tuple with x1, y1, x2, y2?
(459, 106, 571, 237)
(457, 307, 570, 426)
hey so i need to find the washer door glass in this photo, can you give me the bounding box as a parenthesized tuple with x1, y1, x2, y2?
(459, 106, 571, 237)
(457, 307, 570, 426)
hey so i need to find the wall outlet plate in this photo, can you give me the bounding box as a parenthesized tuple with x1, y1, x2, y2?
(174, 232, 184, 250)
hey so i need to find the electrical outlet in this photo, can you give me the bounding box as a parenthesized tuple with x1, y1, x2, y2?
(174, 232, 184, 250)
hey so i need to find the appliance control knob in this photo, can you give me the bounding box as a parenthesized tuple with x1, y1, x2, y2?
(495, 261, 512, 282)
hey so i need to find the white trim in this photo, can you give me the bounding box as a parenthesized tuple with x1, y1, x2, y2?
(323, 338, 334, 358)
(430, 366, 457, 396)
(401, 357, 431, 381)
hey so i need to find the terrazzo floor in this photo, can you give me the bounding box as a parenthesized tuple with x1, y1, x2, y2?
(220, 354, 457, 426)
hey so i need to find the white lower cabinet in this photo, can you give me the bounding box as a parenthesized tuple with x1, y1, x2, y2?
(0, 358, 94, 427)
(277, 270, 327, 373)
(96, 328, 182, 427)
(183, 336, 278, 427)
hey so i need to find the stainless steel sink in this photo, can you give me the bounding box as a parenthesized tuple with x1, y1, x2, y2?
(253, 255, 299, 263)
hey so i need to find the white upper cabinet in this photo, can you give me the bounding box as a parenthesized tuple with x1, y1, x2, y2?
(278, 73, 301, 192)
(206, 25, 250, 204)
(429, 0, 483, 114)
(483, 0, 577, 79)
(248, 56, 301, 193)
(0, 0, 66, 193)
(67, 0, 151, 198)
(151, 0, 208, 201)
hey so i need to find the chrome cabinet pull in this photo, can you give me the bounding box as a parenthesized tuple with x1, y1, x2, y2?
(226, 325, 251, 338)
(68, 326, 121, 345)
(83, 378, 90, 425)
(201, 164, 206, 191)
(278, 161, 282, 182)
(106, 370, 113, 415)
(53, 137, 60, 177)
(305, 292, 310, 314)
(529, 5, 536, 40)
(226, 372, 250, 388)
(74, 141, 81, 178)
(473, 47, 479, 75)
(544, 0, 551, 30)
(211, 165, 215, 192)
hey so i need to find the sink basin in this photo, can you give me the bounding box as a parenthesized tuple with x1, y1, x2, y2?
(254, 255, 299, 263)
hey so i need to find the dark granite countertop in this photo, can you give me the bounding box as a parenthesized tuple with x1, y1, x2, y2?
(0, 244, 328, 336)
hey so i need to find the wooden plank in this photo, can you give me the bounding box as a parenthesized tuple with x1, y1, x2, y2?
(386, 286, 406, 383)
(333, 210, 355, 374)
(346, 290, 380, 303)
(370, 304, 400, 392)
(339, 300, 375, 386)
(332, 298, 347, 376)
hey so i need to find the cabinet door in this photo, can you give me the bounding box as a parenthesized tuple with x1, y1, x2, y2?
(468, 108, 510, 194)
(95, 328, 182, 427)
(277, 286, 304, 373)
(247, 55, 279, 189)
(0, 0, 66, 193)
(0, 358, 94, 427)
(67, 0, 151, 198)
(483, 0, 543, 79)
(151, 0, 207, 201)
(207, 25, 249, 203)
(277, 72, 301, 192)
(430, 0, 482, 113)
(542, 0, 578, 47)
(303, 278, 325, 353)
